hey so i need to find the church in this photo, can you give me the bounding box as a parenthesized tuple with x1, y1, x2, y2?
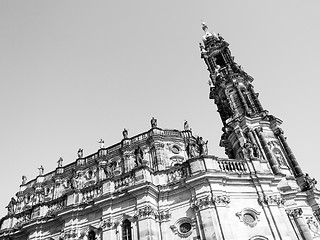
(0, 23, 319, 240)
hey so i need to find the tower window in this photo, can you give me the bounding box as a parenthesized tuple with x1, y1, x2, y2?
(88, 230, 96, 240)
(215, 53, 226, 67)
(122, 219, 132, 240)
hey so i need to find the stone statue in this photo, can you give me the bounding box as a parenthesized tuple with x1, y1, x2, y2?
(184, 120, 190, 131)
(122, 128, 128, 139)
(134, 146, 144, 166)
(38, 165, 44, 176)
(98, 139, 104, 149)
(6, 197, 17, 215)
(103, 162, 114, 178)
(197, 137, 208, 155)
(244, 142, 254, 159)
(253, 144, 260, 158)
(303, 173, 317, 191)
(57, 157, 63, 167)
(273, 149, 285, 166)
(22, 175, 27, 185)
(77, 148, 83, 158)
(151, 117, 157, 128)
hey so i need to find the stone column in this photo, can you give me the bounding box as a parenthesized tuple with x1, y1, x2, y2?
(191, 195, 224, 240)
(136, 206, 159, 240)
(287, 208, 312, 240)
(255, 128, 280, 174)
(274, 128, 303, 177)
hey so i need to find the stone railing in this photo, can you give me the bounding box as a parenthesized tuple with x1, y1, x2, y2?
(80, 185, 102, 204)
(188, 156, 250, 175)
(217, 159, 248, 173)
(114, 173, 135, 191)
(45, 197, 67, 218)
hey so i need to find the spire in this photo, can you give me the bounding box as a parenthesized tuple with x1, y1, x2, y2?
(201, 21, 218, 41)
(201, 21, 209, 33)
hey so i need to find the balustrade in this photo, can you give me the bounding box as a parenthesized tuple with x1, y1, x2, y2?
(217, 159, 247, 173)
(114, 174, 134, 190)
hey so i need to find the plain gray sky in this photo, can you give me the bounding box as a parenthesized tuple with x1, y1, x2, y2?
(1, 1, 320, 217)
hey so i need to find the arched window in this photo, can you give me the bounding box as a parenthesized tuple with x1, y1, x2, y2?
(88, 230, 96, 240)
(122, 219, 132, 240)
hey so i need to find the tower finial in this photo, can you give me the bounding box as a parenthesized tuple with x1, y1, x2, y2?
(201, 21, 208, 33)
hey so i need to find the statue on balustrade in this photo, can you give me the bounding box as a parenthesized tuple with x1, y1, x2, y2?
(244, 142, 254, 159)
(98, 139, 104, 149)
(57, 157, 63, 167)
(253, 143, 261, 158)
(184, 120, 190, 131)
(6, 197, 17, 215)
(78, 148, 83, 158)
(38, 165, 44, 176)
(197, 137, 208, 155)
(151, 117, 157, 128)
(135, 146, 144, 166)
(186, 139, 198, 158)
(22, 175, 27, 185)
(122, 128, 128, 139)
(103, 162, 116, 178)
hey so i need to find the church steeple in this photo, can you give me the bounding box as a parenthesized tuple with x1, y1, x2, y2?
(200, 22, 264, 124)
(200, 23, 311, 189)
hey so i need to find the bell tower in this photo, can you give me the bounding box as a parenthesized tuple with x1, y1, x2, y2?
(200, 22, 315, 190)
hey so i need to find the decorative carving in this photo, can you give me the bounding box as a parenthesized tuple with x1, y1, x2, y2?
(98, 217, 113, 229)
(213, 195, 231, 206)
(190, 195, 212, 210)
(258, 195, 286, 207)
(287, 208, 303, 218)
(302, 173, 317, 191)
(306, 216, 320, 237)
(136, 205, 157, 219)
(313, 209, 320, 222)
(98, 139, 104, 148)
(155, 209, 171, 222)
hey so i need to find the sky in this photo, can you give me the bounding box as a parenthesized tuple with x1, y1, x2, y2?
(0, 1, 320, 218)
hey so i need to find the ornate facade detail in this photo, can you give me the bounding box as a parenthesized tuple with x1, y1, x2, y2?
(236, 208, 261, 228)
(190, 195, 213, 210)
(258, 195, 286, 207)
(170, 217, 196, 238)
(98, 217, 113, 229)
(213, 195, 231, 206)
(286, 208, 303, 218)
(301, 173, 317, 191)
(135, 205, 157, 220)
(155, 209, 171, 222)
(306, 216, 320, 237)
(313, 209, 320, 223)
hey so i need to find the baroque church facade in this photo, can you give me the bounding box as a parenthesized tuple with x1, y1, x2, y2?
(1, 23, 320, 240)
